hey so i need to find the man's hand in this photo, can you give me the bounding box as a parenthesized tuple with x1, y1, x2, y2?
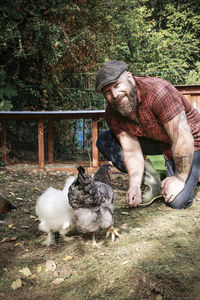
(161, 176, 185, 203)
(126, 185, 142, 207)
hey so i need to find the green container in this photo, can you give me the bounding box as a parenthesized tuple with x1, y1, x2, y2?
(146, 155, 166, 180)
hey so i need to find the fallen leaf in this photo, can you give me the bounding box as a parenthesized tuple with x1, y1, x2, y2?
(11, 278, 22, 290)
(29, 215, 36, 219)
(1, 237, 17, 243)
(120, 223, 128, 229)
(36, 265, 42, 274)
(9, 192, 15, 196)
(19, 267, 32, 277)
(28, 274, 36, 280)
(16, 197, 23, 200)
(14, 242, 21, 247)
(156, 295, 162, 300)
(8, 224, 13, 228)
(52, 278, 65, 285)
(63, 256, 74, 262)
(135, 228, 142, 232)
(121, 212, 130, 215)
(46, 260, 56, 272)
(129, 289, 136, 295)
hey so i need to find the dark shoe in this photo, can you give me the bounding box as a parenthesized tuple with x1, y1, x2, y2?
(138, 159, 162, 207)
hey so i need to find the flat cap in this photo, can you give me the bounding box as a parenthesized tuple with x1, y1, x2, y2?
(95, 60, 127, 92)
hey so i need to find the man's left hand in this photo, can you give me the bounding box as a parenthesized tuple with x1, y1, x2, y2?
(161, 176, 185, 203)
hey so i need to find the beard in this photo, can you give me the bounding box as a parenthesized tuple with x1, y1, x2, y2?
(111, 80, 137, 116)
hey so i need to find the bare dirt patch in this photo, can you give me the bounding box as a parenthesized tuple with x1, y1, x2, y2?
(0, 167, 200, 300)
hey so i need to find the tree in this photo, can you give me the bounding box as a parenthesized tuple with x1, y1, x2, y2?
(0, 0, 114, 110)
(185, 62, 200, 84)
(0, 0, 200, 112)
(108, 0, 200, 83)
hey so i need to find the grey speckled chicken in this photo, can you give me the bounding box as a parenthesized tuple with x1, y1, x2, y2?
(68, 164, 120, 247)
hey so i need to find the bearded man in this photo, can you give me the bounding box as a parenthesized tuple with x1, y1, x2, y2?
(95, 60, 200, 209)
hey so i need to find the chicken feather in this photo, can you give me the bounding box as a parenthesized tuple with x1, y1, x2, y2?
(69, 166, 102, 209)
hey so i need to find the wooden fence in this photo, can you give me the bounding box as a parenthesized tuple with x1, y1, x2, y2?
(0, 85, 200, 173)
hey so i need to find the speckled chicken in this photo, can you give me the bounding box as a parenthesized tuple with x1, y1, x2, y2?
(68, 164, 119, 247)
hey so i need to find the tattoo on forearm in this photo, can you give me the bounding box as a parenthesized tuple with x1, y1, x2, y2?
(164, 111, 194, 182)
(174, 154, 193, 181)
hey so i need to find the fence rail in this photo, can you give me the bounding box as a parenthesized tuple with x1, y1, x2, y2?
(0, 110, 105, 172)
(0, 85, 200, 173)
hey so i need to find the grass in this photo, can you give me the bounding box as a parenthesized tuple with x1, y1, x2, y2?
(0, 167, 200, 300)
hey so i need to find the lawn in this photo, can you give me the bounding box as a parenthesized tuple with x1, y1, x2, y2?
(0, 166, 200, 300)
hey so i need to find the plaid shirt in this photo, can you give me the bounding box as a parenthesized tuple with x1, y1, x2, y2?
(105, 76, 200, 160)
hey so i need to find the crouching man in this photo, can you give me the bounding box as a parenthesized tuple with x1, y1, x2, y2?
(95, 60, 200, 209)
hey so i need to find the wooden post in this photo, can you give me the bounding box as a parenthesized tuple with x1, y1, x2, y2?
(1, 120, 7, 163)
(92, 118, 99, 168)
(48, 120, 54, 163)
(38, 119, 44, 169)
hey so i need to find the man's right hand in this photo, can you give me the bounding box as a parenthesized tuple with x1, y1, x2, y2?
(125, 185, 142, 207)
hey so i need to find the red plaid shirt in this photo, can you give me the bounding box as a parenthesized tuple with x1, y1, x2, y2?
(105, 76, 200, 160)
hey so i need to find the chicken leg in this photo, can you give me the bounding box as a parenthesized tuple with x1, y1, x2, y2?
(92, 232, 101, 248)
(106, 226, 120, 242)
(43, 230, 56, 247)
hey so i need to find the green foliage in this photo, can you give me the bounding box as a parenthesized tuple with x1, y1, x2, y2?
(0, 71, 17, 98)
(0, 0, 114, 111)
(185, 62, 200, 85)
(0, 100, 13, 111)
(0, 0, 200, 112)
(109, 0, 200, 83)
(0, 70, 16, 110)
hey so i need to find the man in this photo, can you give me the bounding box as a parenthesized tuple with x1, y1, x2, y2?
(95, 60, 200, 209)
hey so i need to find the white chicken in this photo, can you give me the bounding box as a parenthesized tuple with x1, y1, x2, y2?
(35, 176, 75, 246)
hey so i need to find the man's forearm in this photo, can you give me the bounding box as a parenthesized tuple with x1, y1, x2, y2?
(164, 111, 194, 183)
(173, 152, 193, 182)
(124, 154, 144, 187)
(117, 131, 145, 187)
